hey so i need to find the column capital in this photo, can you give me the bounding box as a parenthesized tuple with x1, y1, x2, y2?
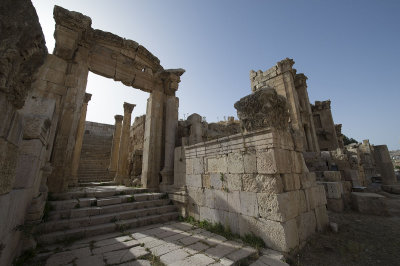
(114, 114, 123, 122)
(123, 102, 136, 113)
(84, 93, 92, 103)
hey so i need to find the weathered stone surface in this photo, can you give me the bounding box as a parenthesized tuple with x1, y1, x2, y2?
(327, 198, 344, 212)
(323, 171, 341, 182)
(351, 192, 388, 216)
(296, 211, 316, 242)
(281, 174, 300, 192)
(234, 88, 289, 132)
(0, 0, 47, 108)
(257, 191, 299, 222)
(314, 205, 329, 231)
(318, 181, 343, 199)
(240, 191, 259, 217)
(227, 152, 244, 173)
(242, 174, 283, 193)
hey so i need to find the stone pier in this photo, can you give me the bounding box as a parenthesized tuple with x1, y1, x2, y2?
(109, 115, 123, 176)
(70, 93, 92, 186)
(160, 96, 179, 188)
(115, 102, 135, 185)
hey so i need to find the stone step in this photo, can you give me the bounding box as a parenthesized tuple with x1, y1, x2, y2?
(51, 187, 149, 200)
(36, 211, 180, 245)
(37, 205, 177, 234)
(77, 181, 117, 187)
(50, 192, 164, 209)
(48, 198, 169, 221)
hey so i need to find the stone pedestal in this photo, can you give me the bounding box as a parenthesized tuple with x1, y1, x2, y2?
(160, 96, 179, 189)
(115, 103, 135, 184)
(109, 115, 123, 175)
(70, 93, 91, 186)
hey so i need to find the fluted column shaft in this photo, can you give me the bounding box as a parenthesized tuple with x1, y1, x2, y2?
(115, 102, 135, 184)
(109, 115, 123, 174)
(70, 93, 91, 186)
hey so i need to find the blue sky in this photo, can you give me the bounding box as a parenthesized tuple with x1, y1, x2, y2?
(32, 0, 400, 150)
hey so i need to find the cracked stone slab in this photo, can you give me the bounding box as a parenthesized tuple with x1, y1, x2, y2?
(103, 246, 149, 265)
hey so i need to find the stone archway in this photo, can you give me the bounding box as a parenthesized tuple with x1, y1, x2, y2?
(43, 6, 184, 192)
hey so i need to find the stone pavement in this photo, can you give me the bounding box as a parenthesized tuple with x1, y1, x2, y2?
(34, 221, 288, 265)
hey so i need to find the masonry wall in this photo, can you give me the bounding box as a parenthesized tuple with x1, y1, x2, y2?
(77, 121, 114, 183)
(311, 100, 339, 151)
(184, 128, 328, 252)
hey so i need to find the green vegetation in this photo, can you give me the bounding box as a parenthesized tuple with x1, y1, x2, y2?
(127, 196, 135, 202)
(181, 216, 265, 250)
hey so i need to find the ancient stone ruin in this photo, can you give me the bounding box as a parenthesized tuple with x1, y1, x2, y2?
(1, 1, 399, 265)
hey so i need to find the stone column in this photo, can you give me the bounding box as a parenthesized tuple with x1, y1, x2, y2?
(142, 90, 164, 189)
(160, 96, 179, 188)
(115, 102, 135, 184)
(69, 93, 91, 186)
(109, 115, 123, 175)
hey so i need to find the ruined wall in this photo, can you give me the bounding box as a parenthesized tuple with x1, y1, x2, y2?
(0, 0, 48, 264)
(176, 114, 241, 147)
(185, 129, 328, 252)
(249, 58, 319, 152)
(77, 121, 114, 183)
(311, 100, 339, 151)
(184, 88, 328, 252)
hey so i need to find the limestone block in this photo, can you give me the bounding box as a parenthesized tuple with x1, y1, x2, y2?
(202, 174, 210, 189)
(239, 216, 299, 252)
(243, 152, 257, 173)
(225, 174, 242, 191)
(227, 152, 244, 173)
(314, 205, 329, 231)
(186, 174, 202, 188)
(327, 198, 344, 212)
(323, 171, 341, 182)
(240, 191, 259, 217)
(256, 150, 278, 174)
(54, 25, 79, 59)
(292, 151, 304, 174)
(214, 190, 229, 211)
(313, 185, 327, 207)
(298, 190, 308, 213)
(187, 187, 205, 207)
(186, 159, 193, 175)
(200, 206, 218, 223)
(209, 173, 223, 189)
(227, 190, 241, 213)
(204, 189, 215, 209)
(300, 172, 316, 189)
(281, 174, 300, 192)
(0, 140, 18, 195)
(207, 156, 227, 173)
(242, 174, 283, 193)
(0, 97, 15, 138)
(318, 182, 343, 199)
(6, 111, 24, 146)
(89, 45, 117, 78)
(115, 54, 136, 85)
(351, 192, 388, 216)
(192, 157, 205, 174)
(225, 212, 240, 233)
(257, 191, 299, 222)
(188, 203, 200, 221)
(296, 211, 316, 242)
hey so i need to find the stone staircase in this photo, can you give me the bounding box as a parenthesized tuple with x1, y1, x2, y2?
(35, 185, 179, 245)
(77, 134, 113, 183)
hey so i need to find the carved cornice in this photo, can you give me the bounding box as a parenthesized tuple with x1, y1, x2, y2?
(123, 102, 136, 113)
(160, 68, 185, 95)
(84, 93, 92, 103)
(295, 73, 308, 88)
(53, 5, 91, 31)
(311, 100, 331, 111)
(276, 58, 295, 74)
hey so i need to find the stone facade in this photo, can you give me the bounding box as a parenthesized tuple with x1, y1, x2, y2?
(311, 100, 339, 151)
(250, 59, 320, 153)
(129, 115, 145, 178)
(184, 128, 328, 252)
(77, 121, 114, 183)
